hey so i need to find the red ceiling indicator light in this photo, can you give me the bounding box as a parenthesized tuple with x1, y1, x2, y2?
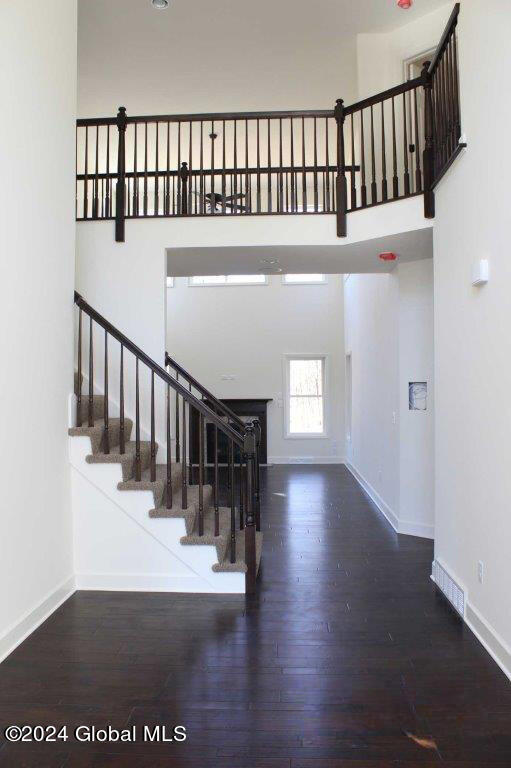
(379, 252, 397, 262)
(397, 0, 413, 8)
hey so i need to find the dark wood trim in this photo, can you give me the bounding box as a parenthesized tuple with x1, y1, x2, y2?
(431, 141, 467, 189)
(344, 76, 423, 116)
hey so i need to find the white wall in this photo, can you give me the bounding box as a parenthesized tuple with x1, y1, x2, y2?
(433, 0, 511, 675)
(356, 4, 453, 99)
(167, 275, 345, 464)
(0, 0, 77, 659)
(344, 259, 434, 537)
(78, 0, 357, 118)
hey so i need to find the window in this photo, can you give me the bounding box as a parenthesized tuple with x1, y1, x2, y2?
(166, 276, 174, 288)
(283, 274, 326, 284)
(189, 274, 267, 286)
(285, 356, 326, 437)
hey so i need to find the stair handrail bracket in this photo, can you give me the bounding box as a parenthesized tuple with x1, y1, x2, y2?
(74, 291, 260, 593)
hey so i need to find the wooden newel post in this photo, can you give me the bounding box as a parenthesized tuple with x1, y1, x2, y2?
(179, 162, 189, 215)
(115, 106, 127, 242)
(334, 98, 347, 238)
(244, 423, 257, 595)
(422, 62, 435, 219)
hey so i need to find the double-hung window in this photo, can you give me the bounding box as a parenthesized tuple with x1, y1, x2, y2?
(189, 275, 267, 286)
(285, 356, 326, 437)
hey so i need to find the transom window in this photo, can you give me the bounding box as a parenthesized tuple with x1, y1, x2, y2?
(285, 356, 326, 437)
(189, 274, 267, 286)
(283, 274, 326, 284)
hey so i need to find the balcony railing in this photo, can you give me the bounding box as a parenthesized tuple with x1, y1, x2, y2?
(75, 4, 463, 242)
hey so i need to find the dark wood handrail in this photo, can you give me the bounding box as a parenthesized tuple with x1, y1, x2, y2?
(428, 3, 460, 77)
(344, 76, 423, 116)
(77, 108, 334, 128)
(74, 292, 244, 447)
(165, 352, 245, 431)
(76, 163, 359, 182)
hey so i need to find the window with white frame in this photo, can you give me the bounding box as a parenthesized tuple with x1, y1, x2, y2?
(189, 274, 267, 286)
(285, 356, 326, 436)
(283, 274, 326, 284)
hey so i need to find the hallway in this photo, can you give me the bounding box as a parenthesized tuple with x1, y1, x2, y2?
(1, 465, 510, 766)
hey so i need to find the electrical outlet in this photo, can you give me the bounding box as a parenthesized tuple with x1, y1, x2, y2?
(478, 561, 484, 584)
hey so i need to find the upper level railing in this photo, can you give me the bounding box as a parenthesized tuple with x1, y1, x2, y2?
(75, 4, 463, 242)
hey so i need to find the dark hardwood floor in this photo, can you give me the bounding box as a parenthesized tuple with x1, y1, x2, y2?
(1, 465, 510, 767)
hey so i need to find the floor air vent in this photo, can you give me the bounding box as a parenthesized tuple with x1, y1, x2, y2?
(432, 560, 465, 617)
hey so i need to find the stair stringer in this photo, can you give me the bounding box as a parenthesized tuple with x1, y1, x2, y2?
(69, 435, 245, 594)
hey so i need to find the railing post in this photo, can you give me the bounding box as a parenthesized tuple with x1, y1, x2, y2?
(422, 62, 435, 219)
(115, 106, 127, 242)
(244, 423, 257, 595)
(334, 98, 347, 237)
(179, 162, 189, 215)
(252, 418, 261, 532)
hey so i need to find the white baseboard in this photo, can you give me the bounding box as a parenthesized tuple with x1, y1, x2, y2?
(268, 456, 345, 465)
(466, 601, 511, 682)
(431, 558, 511, 682)
(74, 572, 240, 593)
(0, 575, 75, 663)
(345, 461, 399, 532)
(345, 462, 434, 539)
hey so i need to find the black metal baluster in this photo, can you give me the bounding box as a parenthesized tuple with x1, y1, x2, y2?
(88, 316, 94, 427)
(199, 121, 204, 213)
(188, 121, 193, 213)
(133, 123, 138, 215)
(165, 121, 170, 215)
(403, 92, 410, 195)
(233, 120, 238, 215)
(181, 397, 188, 509)
(392, 97, 399, 198)
(279, 118, 284, 212)
(214, 423, 219, 536)
(143, 121, 148, 215)
(105, 126, 111, 218)
(135, 357, 141, 481)
(150, 371, 156, 481)
(83, 126, 88, 219)
(256, 119, 261, 212)
(175, 372, 180, 464)
(350, 113, 356, 209)
(414, 87, 422, 192)
(301, 116, 307, 212)
(93, 125, 99, 219)
(222, 120, 226, 214)
(325, 117, 331, 211)
(290, 118, 295, 212)
(119, 344, 125, 454)
(154, 122, 159, 215)
(267, 117, 272, 213)
(238, 454, 244, 529)
(313, 117, 319, 212)
(210, 119, 215, 212)
(381, 101, 388, 201)
(76, 308, 82, 427)
(103, 330, 109, 454)
(198, 414, 204, 535)
(370, 105, 377, 204)
(245, 119, 250, 214)
(360, 110, 367, 207)
(229, 439, 236, 563)
(166, 383, 172, 509)
(188, 382, 193, 484)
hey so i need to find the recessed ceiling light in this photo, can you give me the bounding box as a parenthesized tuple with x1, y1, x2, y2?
(151, 0, 169, 9)
(258, 266, 283, 274)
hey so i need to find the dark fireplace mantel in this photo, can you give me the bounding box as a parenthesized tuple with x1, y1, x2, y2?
(190, 398, 272, 465)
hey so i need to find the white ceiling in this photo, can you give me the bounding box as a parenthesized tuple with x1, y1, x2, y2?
(166, 227, 433, 276)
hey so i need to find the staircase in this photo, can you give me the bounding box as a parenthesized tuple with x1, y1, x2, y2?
(69, 293, 262, 594)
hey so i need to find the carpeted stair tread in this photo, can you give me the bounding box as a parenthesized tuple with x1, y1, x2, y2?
(149, 484, 213, 532)
(213, 529, 263, 574)
(69, 418, 133, 454)
(118, 463, 183, 508)
(86, 440, 155, 480)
